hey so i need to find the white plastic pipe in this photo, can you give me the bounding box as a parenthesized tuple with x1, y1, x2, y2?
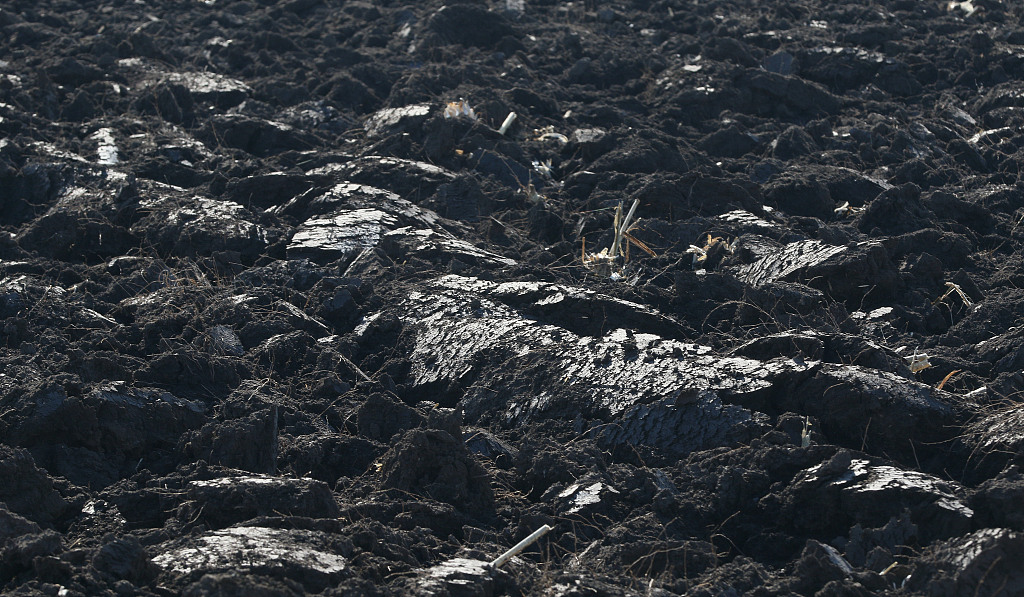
(489, 524, 552, 568)
(498, 112, 517, 135)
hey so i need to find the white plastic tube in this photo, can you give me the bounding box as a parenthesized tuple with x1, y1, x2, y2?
(498, 112, 517, 135)
(489, 524, 552, 568)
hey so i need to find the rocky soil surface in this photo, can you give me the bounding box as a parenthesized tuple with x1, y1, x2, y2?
(4, 0, 1024, 595)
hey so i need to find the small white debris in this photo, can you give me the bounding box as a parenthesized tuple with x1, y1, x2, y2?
(443, 99, 477, 120)
(947, 0, 977, 16)
(904, 351, 932, 373)
(90, 128, 120, 165)
(531, 159, 553, 179)
(534, 126, 569, 146)
(685, 244, 707, 266)
(833, 201, 865, 218)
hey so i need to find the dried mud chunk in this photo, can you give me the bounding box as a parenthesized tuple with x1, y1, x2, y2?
(843, 511, 917, 569)
(905, 529, 1024, 597)
(45, 57, 104, 87)
(945, 137, 987, 172)
(100, 482, 184, 530)
(551, 474, 622, 517)
(873, 61, 922, 97)
(706, 37, 759, 67)
(225, 171, 314, 211)
(179, 408, 279, 475)
(379, 428, 494, 512)
(362, 104, 431, 138)
(734, 238, 898, 307)
(791, 540, 855, 595)
(0, 529, 62, 577)
(597, 390, 769, 459)
(764, 51, 796, 75)
(782, 453, 972, 542)
(65, 498, 127, 545)
(770, 125, 820, 161)
(310, 72, 374, 112)
(467, 149, 533, 190)
(177, 475, 340, 529)
(253, 331, 317, 372)
(697, 124, 761, 158)
(746, 282, 826, 316)
(329, 187, 424, 227)
(638, 174, 761, 219)
(737, 70, 839, 117)
(357, 393, 423, 442)
(801, 242, 899, 306)
(730, 331, 825, 361)
(970, 466, 1024, 531)
(315, 156, 456, 204)
(885, 228, 972, 272)
(960, 407, 1024, 480)
(207, 325, 244, 357)
(60, 90, 96, 121)
(382, 227, 516, 267)
(578, 537, 716, 579)
(796, 46, 885, 91)
(276, 100, 355, 135)
(182, 571, 305, 597)
(856, 183, 933, 235)
(12, 386, 206, 488)
(373, 276, 810, 441)
(409, 557, 509, 597)
(274, 183, 405, 221)
(158, 71, 250, 108)
(0, 505, 41, 541)
(924, 189, 996, 235)
(589, 133, 693, 174)
(570, 127, 612, 159)
(710, 207, 776, 240)
(684, 556, 773, 597)
(152, 526, 350, 592)
(789, 365, 964, 465)
(287, 208, 398, 263)
(280, 184, 459, 254)
(132, 81, 195, 125)
(133, 192, 269, 260)
(963, 183, 1024, 213)
(818, 167, 891, 207)
(424, 4, 516, 49)
(464, 429, 517, 469)
(731, 238, 848, 287)
(974, 81, 1024, 115)
(92, 535, 156, 584)
(429, 174, 494, 222)
(762, 172, 833, 219)
(0, 446, 68, 525)
(16, 208, 136, 262)
(202, 115, 317, 157)
(426, 275, 682, 338)
(278, 434, 381, 483)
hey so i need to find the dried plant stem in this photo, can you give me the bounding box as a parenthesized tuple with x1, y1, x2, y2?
(610, 199, 639, 258)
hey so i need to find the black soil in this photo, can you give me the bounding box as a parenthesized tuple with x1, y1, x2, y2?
(3, 0, 1024, 595)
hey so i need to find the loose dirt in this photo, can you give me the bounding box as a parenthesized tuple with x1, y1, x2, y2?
(3, 0, 1024, 595)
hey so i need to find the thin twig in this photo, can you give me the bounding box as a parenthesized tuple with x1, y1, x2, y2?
(338, 353, 373, 383)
